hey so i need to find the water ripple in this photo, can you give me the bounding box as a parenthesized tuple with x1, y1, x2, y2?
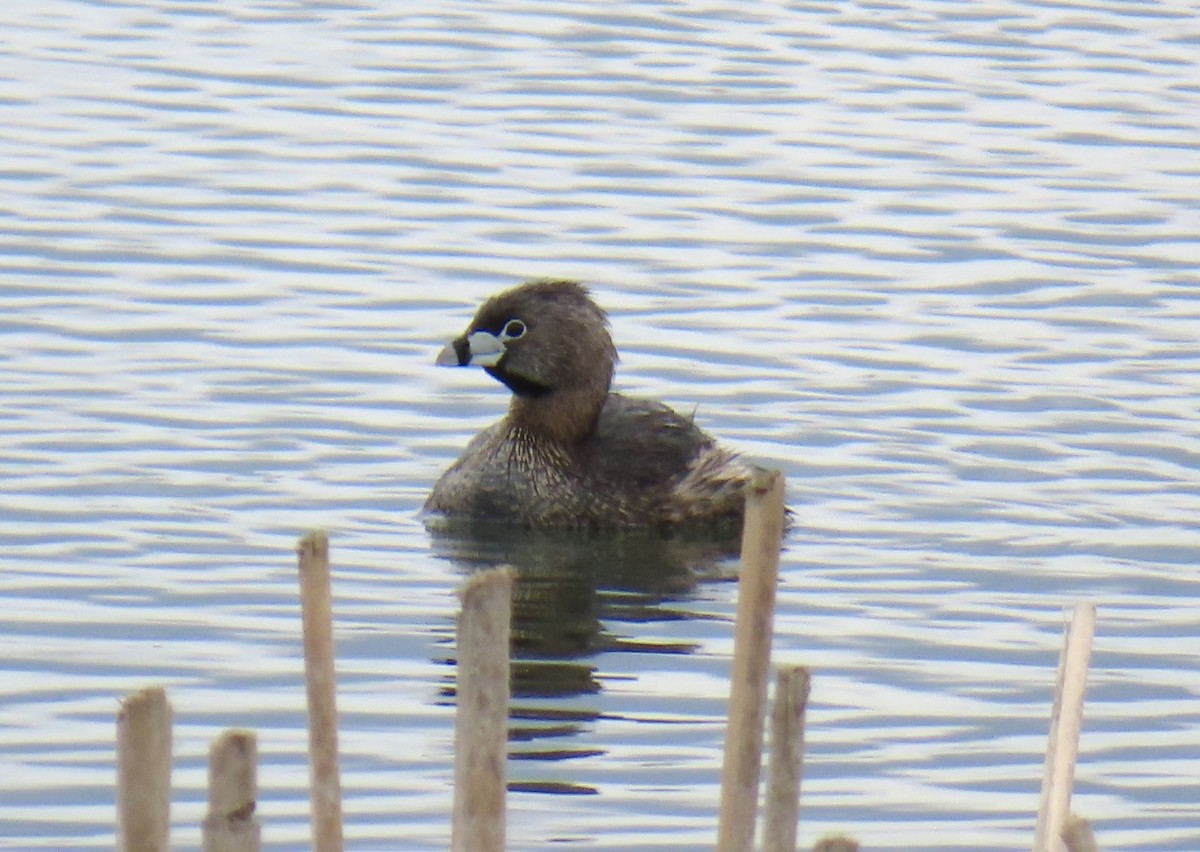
(2, 0, 1199, 849)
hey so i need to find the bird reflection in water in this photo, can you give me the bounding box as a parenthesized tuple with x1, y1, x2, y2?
(427, 520, 740, 795)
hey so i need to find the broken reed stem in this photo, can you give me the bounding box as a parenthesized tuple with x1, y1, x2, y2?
(117, 686, 173, 852)
(451, 567, 514, 852)
(1062, 815, 1099, 852)
(202, 728, 260, 852)
(761, 665, 812, 852)
(1033, 602, 1096, 852)
(297, 531, 343, 852)
(813, 838, 861, 852)
(717, 468, 787, 852)
(1035, 619, 1071, 851)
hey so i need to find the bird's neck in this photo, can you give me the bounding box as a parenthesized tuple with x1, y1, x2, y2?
(507, 384, 607, 447)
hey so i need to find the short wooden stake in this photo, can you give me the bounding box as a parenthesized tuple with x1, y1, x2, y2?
(203, 729, 261, 852)
(813, 837, 860, 852)
(717, 468, 787, 852)
(1062, 814, 1099, 852)
(451, 567, 514, 852)
(761, 665, 812, 852)
(117, 686, 173, 852)
(1034, 602, 1096, 852)
(297, 531, 343, 852)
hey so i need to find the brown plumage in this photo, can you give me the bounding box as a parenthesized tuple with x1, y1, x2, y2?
(423, 279, 749, 529)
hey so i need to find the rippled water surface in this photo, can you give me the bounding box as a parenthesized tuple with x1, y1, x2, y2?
(2, 1, 1199, 849)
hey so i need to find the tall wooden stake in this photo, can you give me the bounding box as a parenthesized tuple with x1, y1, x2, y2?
(451, 567, 513, 852)
(761, 665, 812, 852)
(717, 468, 787, 852)
(117, 686, 173, 852)
(297, 531, 343, 852)
(1033, 602, 1096, 852)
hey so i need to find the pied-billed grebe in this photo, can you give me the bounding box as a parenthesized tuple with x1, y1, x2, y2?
(424, 279, 749, 529)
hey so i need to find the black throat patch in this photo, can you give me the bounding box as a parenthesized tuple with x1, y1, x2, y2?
(486, 366, 553, 398)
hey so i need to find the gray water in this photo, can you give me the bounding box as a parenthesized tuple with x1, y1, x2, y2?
(2, 1, 1199, 849)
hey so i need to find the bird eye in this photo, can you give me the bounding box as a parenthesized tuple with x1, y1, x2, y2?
(501, 319, 526, 341)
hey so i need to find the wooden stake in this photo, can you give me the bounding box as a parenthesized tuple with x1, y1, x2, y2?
(451, 567, 514, 852)
(1062, 815, 1099, 852)
(1035, 616, 1071, 851)
(117, 686, 173, 852)
(717, 468, 787, 852)
(761, 665, 812, 852)
(1034, 602, 1096, 852)
(203, 729, 260, 852)
(813, 837, 860, 852)
(297, 531, 343, 852)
